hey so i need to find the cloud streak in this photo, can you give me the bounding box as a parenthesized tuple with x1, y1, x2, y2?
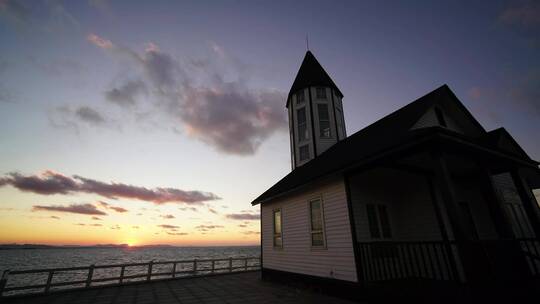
(225, 213, 259, 220)
(157, 224, 179, 229)
(1, 170, 220, 204)
(32, 203, 107, 215)
(98, 201, 128, 213)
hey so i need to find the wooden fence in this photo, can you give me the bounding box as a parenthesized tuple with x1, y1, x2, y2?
(0, 256, 261, 297)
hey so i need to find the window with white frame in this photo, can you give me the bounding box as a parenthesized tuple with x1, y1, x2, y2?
(296, 90, 305, 104)
(299, 144, 310, 161)
(316, 87, 326, 99)
(366, 204, 392, 239)
(318, 104, 331, 138)
(309, 198, 325, 247)
(336, 108, 344, 138)
(273, 209, 282, 248)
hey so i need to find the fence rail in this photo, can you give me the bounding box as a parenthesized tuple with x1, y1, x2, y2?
(0, 256, 261, 297)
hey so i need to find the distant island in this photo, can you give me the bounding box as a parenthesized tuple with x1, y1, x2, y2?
(0, 244, 175, 250)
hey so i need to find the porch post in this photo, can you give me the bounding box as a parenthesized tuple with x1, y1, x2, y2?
(431, 150, 487, 283)
(431, 151, 468, 241)
(510, 170, 540, 238)
(479, 166, 515, 239)
(425, 177, 460, 281)
(344, 173, 363, 285)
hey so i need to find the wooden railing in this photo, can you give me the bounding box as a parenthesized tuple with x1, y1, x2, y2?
(358, 238, 540, 283)
(518, 238, 540, 277)
(0, 256, 261, 297)
(357, 240, 459, 283)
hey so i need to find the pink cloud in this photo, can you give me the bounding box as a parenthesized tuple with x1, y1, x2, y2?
(87, 33, 113, 49)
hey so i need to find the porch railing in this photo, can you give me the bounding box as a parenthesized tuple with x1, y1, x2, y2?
(358, 241, 459, 282)
(0, 256, 261, 297)
(357, 238, 540, 283)
(513, 238, 539, 277)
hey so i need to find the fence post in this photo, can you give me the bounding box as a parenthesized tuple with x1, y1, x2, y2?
(147, 261, 153, 281)
(229, 258, 233, 272)
(119, 266, 125, 284)
(172, 262, 177, 278)
(0, 270, 9, 297)
(211, 260, 215, 274)
(244, 258, 248, 271)
(193, 259, 197, 275)
(44, 271, 54, 293)
(86, 265, 94, 288)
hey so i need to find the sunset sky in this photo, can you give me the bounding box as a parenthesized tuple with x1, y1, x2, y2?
(1, 0, 539, 246)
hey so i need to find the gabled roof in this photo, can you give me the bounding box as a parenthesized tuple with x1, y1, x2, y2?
(480, 128, 532, 161)
(252, 85, 491, 205)
(286, 51, 343, 107)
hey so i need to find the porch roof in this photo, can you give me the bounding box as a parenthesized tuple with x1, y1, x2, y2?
(251, 86, 539, 206)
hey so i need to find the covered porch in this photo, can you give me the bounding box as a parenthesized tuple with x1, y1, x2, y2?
(345, 134, 540, 286)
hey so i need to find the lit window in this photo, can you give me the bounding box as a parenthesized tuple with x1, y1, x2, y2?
(296, 91, 305, 104)
(318, 104, 331, 138)
(297, 107, 308, 141)
(310, 199, 325, 247)
(366, 204, 392, 239)
(299, 145, 310, 161)
(273, 209, 282, 248)
(316, 87, 326, 99)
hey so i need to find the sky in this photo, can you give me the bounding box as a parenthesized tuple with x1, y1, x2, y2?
(0, 0, 539, 246)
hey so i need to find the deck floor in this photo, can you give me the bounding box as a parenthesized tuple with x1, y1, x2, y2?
(2, 271, 360, 304)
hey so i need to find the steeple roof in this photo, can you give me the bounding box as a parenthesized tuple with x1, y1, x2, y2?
(287, 51, 343, 107)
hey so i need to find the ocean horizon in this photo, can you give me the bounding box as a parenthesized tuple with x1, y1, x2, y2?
(1, 246, 260, 272)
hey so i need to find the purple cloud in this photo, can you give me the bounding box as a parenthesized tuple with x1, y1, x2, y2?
(499, 2, 540, 28)
(1, 171, 220, 204)
(157, 224, 179, 229)
(88, 35, 287, 155)
(1, 171, 77, 195)
(225, 213, 259, 220)
(196, 225, 223, 230)
(105, 79, 147, 107)
(98, 201, 128, 213)
(75, 106, 106, 124)
(179, 85, 287, 155)
(167, 232, 188, 236)
(32, 203, 107, 215)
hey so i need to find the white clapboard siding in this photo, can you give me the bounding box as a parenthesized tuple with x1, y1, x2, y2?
(261, 178, 358, 282)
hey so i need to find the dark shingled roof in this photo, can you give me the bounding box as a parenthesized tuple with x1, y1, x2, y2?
(252, 85, 466, 205)
(286, 51, 343, 107)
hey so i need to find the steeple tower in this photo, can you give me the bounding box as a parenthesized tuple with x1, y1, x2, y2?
(287, 51, 347, 169)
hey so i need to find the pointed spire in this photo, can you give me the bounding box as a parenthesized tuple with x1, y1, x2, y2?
(287, 51, 343, 107)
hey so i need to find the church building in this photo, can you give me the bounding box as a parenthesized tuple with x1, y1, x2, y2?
(251, 51, 540, 294)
